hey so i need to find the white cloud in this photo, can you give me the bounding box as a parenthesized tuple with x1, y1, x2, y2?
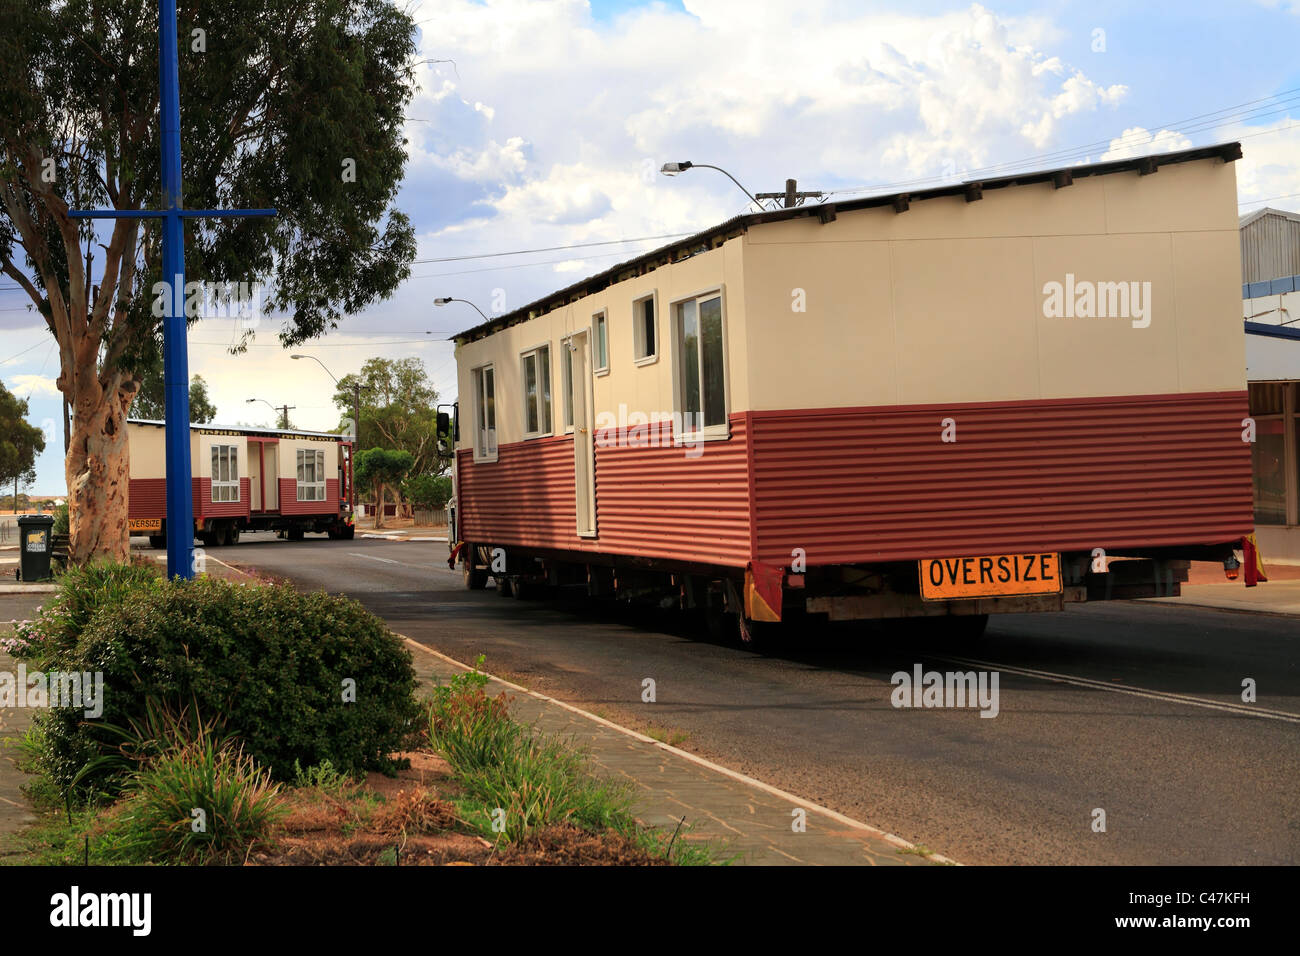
(10, 374, 59, 398)
(1098, 126, 1194, 161)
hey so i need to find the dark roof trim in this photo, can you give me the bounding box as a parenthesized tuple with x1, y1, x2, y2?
(1244, 321, 1300, 341)
(453, 141, 1243, 344)
(126, 418, 348, 440)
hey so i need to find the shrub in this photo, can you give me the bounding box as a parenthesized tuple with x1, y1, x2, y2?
(51, 503, 69, 535)
(117, 737, 284, 864)
(37, 575, 420, 795)
(12, 560, 159, 667)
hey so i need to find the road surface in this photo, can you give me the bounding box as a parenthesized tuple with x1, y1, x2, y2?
(205, 532, 1300, 865)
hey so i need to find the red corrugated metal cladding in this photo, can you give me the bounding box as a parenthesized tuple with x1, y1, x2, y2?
(277, 478, 341, 516)
(747, 391, 1254, 566)
(456, 414, 751, 566)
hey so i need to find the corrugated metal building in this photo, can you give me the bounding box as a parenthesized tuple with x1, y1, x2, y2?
(1240, 206, 1300, 284)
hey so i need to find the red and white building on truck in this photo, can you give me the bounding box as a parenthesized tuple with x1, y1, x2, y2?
(127, 419, 355, 547)
(445, 143, 1265, 639)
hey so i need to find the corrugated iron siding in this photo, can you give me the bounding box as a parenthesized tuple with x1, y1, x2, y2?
(456, 436, 577, 548)
(278, 478, 341, 516)
(130, 477, 257, 520)
(747, 392, 1254, 566)
(593, 415, 751, 565)
(456, 415, 752, 566)
(1241, 211, 1300, 284)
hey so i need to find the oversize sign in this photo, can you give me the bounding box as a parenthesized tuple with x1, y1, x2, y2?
(920, 552, 1062, 600)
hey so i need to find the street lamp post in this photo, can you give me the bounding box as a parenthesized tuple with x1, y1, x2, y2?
(434, 297, 491, 323)
(659, 161, 823, 209)
(291, 354, 360, 517)
(246, 397, 294, 429)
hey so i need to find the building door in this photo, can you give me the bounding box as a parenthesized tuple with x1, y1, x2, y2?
(565, 331, 596, 536)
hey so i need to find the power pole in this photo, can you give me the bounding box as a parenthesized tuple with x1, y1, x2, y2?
(277, 405, 296, 429)
(755, 178, 824, 208)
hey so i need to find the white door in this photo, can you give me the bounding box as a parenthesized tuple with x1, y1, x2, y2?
(565, 332, 596, 536)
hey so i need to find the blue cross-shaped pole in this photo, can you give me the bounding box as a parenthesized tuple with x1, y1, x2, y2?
(70, 0, 275, 579)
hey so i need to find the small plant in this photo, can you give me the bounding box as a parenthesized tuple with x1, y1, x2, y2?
(292, 759, 350, 792)
(120, 736, 284, 864)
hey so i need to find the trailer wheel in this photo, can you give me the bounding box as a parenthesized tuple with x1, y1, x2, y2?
(464, 568, 488, 590)
(511, 576, 531, 600)
(227, 525, 240, 546)
(495, 575, 512, 597)
(148, 535, 165, 549)
(287, 528, 305, 542)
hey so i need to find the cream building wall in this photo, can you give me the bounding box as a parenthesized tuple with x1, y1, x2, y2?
(741, 157, 1245, 410)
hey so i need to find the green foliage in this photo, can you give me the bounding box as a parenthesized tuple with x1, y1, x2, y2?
(51, 502, 69, 535)
(116, 736, 284, 864)
(335, 358, 442, 478)
(426, 658, 634, 843)
(0, 379, 45, 487)
(34, 573, 420, 795)
(404, 473, 452, 511)
(292, 758, 350, 792)
(12, 560, 160, 667)
(131, 370, 217, 424)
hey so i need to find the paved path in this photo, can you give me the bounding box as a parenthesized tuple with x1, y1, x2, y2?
(408, 640, 940, 866)
(0, 596, 44, 859)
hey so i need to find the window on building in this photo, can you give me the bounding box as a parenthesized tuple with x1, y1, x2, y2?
(296, 448, 326, 502)
(521, 345, 552, 438)
(473, 364, 497, 459)
(675, 293, 727, 435)
(563, 342, 575, 430)
(593, 311, 608, 373)
(634, 294, 657, 362)
(211, 445, 239, 502)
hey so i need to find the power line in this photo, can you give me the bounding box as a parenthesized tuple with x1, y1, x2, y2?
(409, 231, 694, 264)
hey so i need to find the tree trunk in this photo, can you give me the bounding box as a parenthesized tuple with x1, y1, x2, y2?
(373, 481, 385, 529)
(65, 376, 132, 565)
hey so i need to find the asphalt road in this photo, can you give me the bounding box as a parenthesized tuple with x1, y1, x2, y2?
(209, 532, 1300, 865)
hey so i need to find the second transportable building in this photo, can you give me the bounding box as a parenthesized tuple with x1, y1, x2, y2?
(446, 143, 1260, 638)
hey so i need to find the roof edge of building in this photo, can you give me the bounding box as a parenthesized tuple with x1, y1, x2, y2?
(451, 141, 1243, 344)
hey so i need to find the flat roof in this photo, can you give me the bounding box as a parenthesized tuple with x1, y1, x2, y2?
(126, 418, 349, 440)
(452, 141, 1243, 344)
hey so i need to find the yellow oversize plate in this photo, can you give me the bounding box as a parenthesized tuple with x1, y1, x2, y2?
(129, 518, 162, 532)
(919, 552, 1062, 601)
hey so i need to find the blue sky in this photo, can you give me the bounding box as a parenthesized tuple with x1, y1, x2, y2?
(4, 0, 1300, 493)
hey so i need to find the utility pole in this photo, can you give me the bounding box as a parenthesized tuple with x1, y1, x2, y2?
(755, 178, 825, 209)
(276, 405, 296, 430)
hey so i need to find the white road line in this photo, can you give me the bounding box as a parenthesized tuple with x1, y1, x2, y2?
(938, 654, 1300, 724)
(347, 551, 401, 565)
(400, 635, 959, 866)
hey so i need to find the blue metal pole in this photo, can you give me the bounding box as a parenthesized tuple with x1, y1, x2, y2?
(158, 0, 193, 580)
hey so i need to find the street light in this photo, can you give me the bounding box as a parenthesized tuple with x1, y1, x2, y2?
(659, 160, 763, 208)
(434, 297, 491, 322)
(291, 353, 361, 516)
(659, 161, 824, 209)
(246, 397, 293, 428)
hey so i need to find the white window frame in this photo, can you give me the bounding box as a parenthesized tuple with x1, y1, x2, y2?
(632, 291, 659, 366)
(562, 340, 576, 434)
(472, 363, 498, 462)
(296, 447, 326, 502)
(211, 444, 240, 502)
(670, 285, 730, 443)
(593, 310, 609, 375)
(520, 343, 554, 440)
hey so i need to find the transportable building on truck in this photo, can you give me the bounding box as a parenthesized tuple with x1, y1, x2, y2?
(127, 419, 355, 546)
(445, 142, 1260, 640)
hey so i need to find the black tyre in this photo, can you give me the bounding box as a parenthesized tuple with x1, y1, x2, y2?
(148, 535, 166, 549)
(465, 567, 488, 590)
(495, 575, 512, 597)
(228, 525, 240, 545)
(287, 528, 305, 542)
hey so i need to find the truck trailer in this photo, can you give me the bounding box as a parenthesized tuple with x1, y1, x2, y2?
(445, 142, 1262, 640)
(126, 419, 355, 546)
